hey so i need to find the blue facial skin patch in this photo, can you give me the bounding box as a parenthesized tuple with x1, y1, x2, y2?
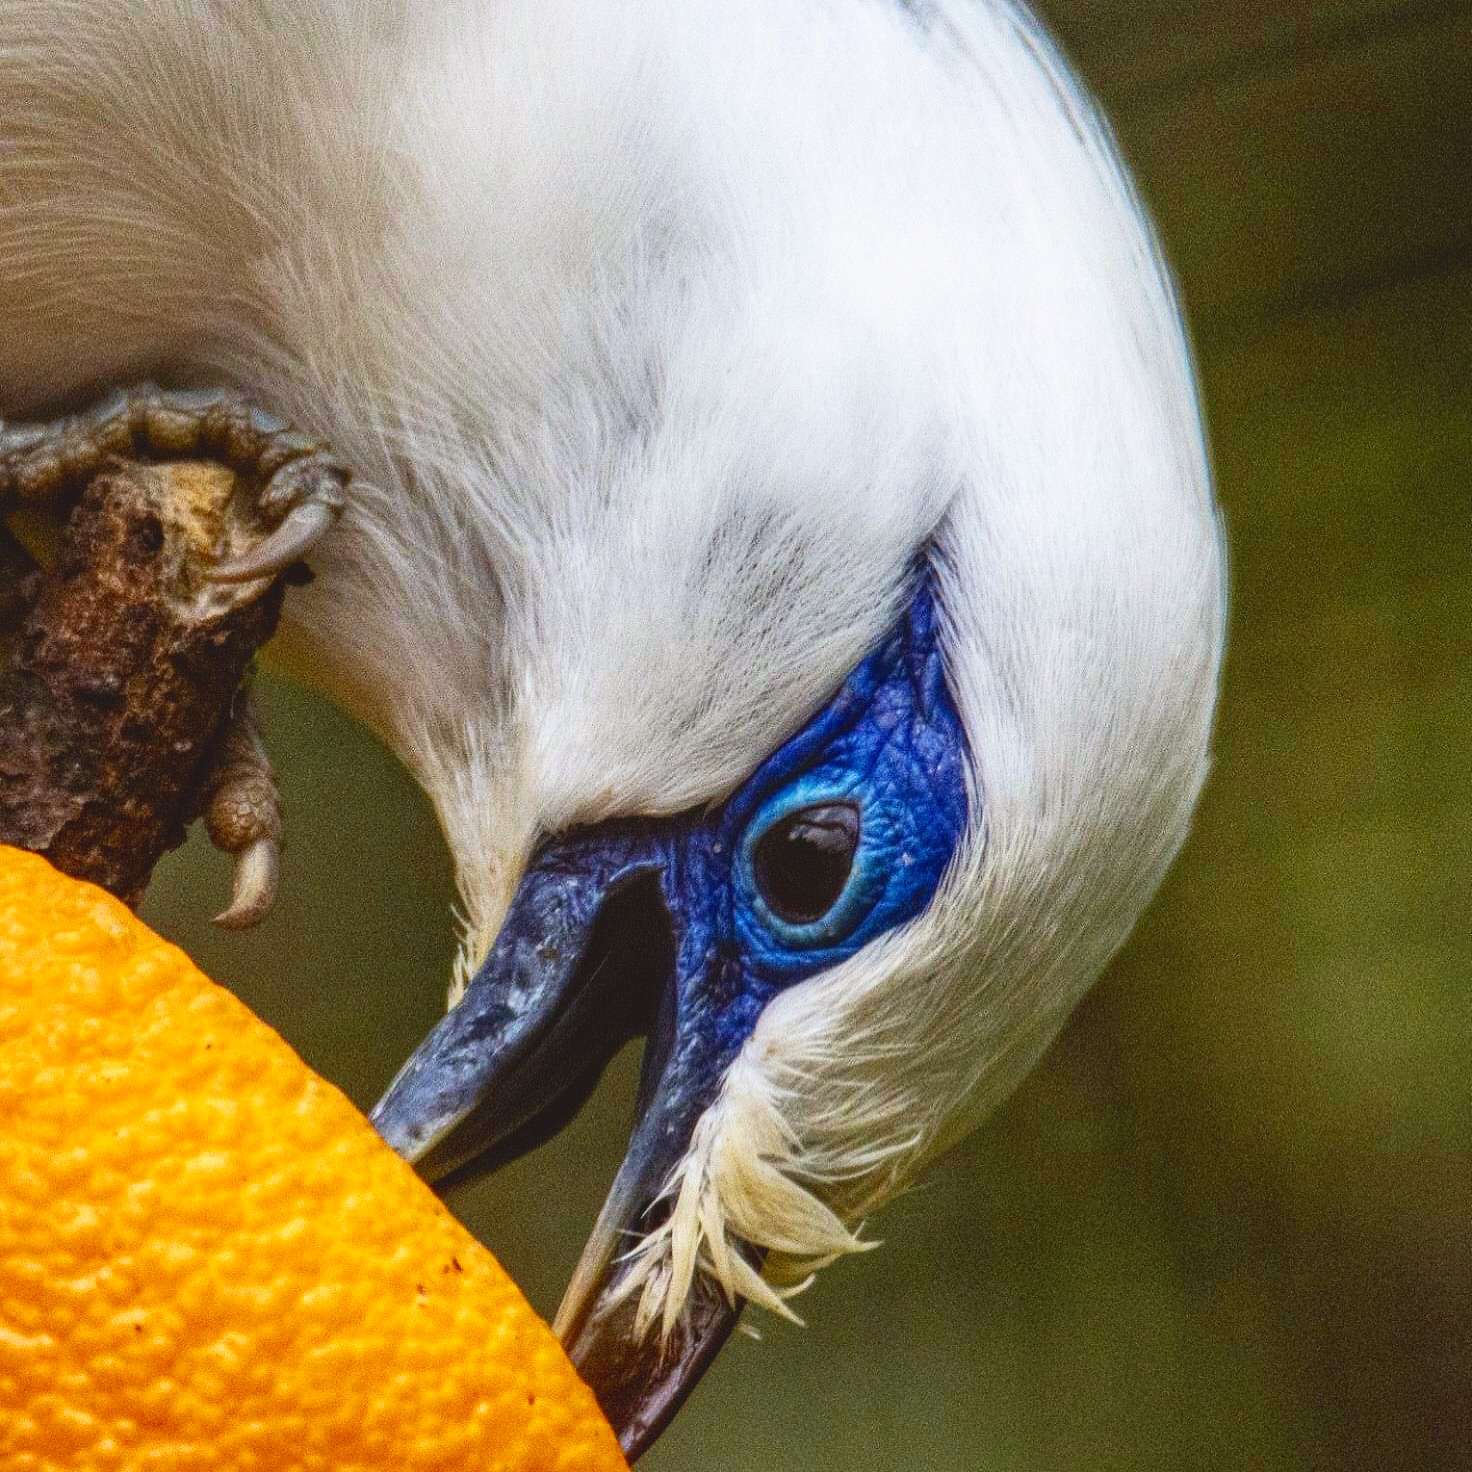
(529, 567, 969, 1073)
(371, 566, 972, 1184)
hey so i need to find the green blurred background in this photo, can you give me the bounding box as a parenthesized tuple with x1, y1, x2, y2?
(142, 3, 1471, 1468)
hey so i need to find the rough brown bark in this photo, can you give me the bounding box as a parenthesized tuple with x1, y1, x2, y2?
(0, 460, 288, 904)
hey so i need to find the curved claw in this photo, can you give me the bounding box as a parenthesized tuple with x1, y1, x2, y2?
(201, 696, 282, 928)
(208, 499, 340, 584)
(213, 836, 281, 929)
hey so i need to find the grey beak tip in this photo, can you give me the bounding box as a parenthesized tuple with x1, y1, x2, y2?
(369, 1069, 450, 1167)
(566, 1270, 747, 1463)
(368, 1105, 417, 1160)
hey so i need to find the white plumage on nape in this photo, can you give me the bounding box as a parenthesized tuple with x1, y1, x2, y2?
(0, 0, 1225, 1455)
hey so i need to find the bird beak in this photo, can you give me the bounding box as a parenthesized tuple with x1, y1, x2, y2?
(370, 828, 749, 1460)
(549, 1021, 755, 1461)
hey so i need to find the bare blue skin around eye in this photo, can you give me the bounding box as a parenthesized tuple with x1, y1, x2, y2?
(509, 568, 972, 1072)
(371, 568, 974, 1188)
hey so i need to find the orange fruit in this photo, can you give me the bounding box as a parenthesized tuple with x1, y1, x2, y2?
(0, 846, 627, 1472)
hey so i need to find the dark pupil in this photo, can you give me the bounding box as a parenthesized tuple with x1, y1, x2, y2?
(754, 802, 861, 925)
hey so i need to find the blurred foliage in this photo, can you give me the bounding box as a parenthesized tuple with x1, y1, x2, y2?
(142, 4, 1469, 1469)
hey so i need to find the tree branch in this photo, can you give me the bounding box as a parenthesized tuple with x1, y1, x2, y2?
(0, 460, 290, 903)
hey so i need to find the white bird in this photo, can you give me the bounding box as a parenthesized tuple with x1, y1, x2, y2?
(0, 0, 1225, 1455)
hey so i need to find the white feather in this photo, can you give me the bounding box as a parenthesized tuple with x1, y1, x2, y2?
(0, 0, 1225, 1328)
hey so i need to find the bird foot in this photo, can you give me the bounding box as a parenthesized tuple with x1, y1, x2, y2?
(0, 384, 349, 585)
(197, 694, 284, 930)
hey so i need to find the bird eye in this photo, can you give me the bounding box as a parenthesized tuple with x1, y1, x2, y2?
(751, 802, 861, 925)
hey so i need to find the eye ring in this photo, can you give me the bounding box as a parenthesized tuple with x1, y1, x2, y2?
(749, 799, 862, 930)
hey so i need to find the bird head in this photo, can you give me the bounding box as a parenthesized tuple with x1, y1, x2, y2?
(257, 0, 1226, 1455)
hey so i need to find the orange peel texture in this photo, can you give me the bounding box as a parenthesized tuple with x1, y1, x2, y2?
(0, 846, 627, 1472)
